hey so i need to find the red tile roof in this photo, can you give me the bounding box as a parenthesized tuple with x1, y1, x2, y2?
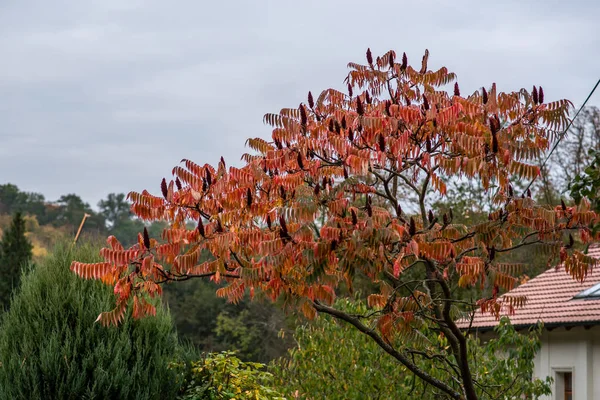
(463, 245, 600, 330)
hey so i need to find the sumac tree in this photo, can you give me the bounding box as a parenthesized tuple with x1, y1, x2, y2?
(72, 49, 598, 399)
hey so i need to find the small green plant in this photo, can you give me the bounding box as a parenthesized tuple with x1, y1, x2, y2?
(171, 351, 285, 400)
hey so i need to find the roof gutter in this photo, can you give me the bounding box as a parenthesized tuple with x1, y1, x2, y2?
(464, 320, 600, 334)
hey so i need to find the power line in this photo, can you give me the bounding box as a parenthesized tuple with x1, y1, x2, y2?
(523, 78, 600, 195)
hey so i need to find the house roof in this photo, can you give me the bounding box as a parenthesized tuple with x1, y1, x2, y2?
(464, 245, 600, 330)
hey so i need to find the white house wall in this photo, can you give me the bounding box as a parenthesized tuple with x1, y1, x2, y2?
(533, 327, 600, 400)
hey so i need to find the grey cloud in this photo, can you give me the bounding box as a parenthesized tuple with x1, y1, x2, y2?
(0, 0, 598, 207)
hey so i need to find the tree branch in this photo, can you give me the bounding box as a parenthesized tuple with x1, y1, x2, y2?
(429, 262, 478, 400)
(312, 301, 463, 399)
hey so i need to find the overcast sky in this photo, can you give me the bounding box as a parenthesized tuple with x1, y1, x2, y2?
(1, 0, 598, 209)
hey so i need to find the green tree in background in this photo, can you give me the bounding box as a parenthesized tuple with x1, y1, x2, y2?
(570, 149, 600, 237)
(49, 194, 106, 234)
(571, 149, 600, 211)
(0, 184, 28, 215)
(273, 298, 551, 400)
(164, 279, 293, 363)
(0, 184, 46, 218)
(98, 193, 145, 246)
(98, 193, 132, 227)
(0, 241, 180, 399)
(0, 212, 33, 309)
(97, 193, 170, 247)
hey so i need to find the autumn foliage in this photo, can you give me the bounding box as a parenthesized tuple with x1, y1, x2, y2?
(72, 48, 598, 399)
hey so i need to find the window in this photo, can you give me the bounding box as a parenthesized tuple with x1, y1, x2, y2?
(573, 282, 600, 299)
(563, 372, 572, 400)
(555, 371, 573, 400)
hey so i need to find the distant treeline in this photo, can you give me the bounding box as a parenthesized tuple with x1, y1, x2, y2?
(0, 184, 166, 247)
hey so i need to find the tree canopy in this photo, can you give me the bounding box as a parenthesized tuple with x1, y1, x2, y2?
(72, 48, 599, 399)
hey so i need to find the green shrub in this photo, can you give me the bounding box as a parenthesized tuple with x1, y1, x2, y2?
(0, 241, 180, 399)
(272, 298, 552, 399)
(272, 298, 408, 399)
(171, 351, 285, 400)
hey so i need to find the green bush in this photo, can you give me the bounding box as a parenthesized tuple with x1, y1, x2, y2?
(0, 241, 180, 399)
(272, 298, 408, 399)
(171, 351, 285, 400)
(272, 298, 552, 399)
